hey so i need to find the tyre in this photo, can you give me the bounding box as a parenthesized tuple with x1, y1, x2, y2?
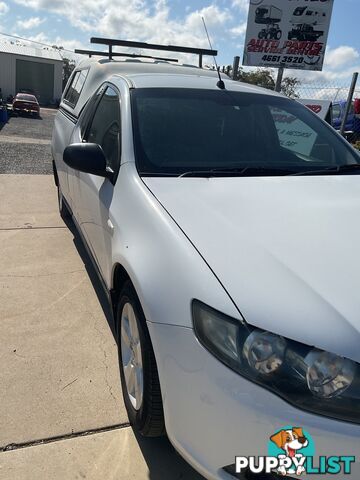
(117, 281, 165, 437)
(57, 185, 71, 219)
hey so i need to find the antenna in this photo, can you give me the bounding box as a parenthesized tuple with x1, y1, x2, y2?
(201, 16, 225, 90)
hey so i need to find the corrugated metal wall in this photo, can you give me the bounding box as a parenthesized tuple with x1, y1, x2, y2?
(0, 52, 63, 104)
(16, 59, 54, 105)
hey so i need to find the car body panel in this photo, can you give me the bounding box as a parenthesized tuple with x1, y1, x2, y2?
(52, 58, 360, 480)
(149, 321, 360, 480)
(52, 110, 75, 209)
(143, 176, 360, 363)
(108, 163, 241, 329)
(60, 58, 220, 119)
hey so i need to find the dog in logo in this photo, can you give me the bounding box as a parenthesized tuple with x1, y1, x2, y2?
(270, 427, 309, 476)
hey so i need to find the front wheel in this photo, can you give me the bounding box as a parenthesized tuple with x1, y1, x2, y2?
(117, 281, 165, 437)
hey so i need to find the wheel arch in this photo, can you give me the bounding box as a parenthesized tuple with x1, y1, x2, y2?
(112, 263, 132, 295)
(110, 263, 134, 329)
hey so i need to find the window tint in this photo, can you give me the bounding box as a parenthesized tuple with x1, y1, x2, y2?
(80, 87, 104, 136)
(87, 86, 121, 172)
(131, 88, 359, 176)
(64, 69, 89, 108)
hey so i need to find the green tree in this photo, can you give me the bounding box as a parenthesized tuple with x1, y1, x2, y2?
(280, 76, 301, 99)
(224, 65, 301, 98)
(51, 45, 76, 92)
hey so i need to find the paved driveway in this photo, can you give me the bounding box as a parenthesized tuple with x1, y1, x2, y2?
(0, 113, 204, 479)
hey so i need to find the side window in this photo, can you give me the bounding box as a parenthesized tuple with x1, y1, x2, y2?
(80, 87, 104, 137)
(86, 86, 121, 173)
(64, 69, 89, 108)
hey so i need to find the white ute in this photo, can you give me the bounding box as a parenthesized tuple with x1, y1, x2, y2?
(52, 39, 360, 480)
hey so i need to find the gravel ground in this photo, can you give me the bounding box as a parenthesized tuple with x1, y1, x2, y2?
(0, 108, 56, 174)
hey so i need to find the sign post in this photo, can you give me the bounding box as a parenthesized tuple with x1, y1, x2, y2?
(274, 65, 284, 92)
(232, 56, 240, 80)
(340, 72, 359, 137)
(243, 0, 335, 82)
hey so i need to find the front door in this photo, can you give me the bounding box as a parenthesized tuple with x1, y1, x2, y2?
(76, 85, 122, 280)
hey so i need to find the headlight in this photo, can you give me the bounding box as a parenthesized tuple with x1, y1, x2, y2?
(193, 300, 360, 424)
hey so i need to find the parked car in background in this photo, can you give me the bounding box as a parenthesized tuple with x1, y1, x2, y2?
(332, 98, 360, 141)
(12, 93, 40, 117)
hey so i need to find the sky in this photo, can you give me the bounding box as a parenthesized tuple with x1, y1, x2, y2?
(0, 0, 359, 85)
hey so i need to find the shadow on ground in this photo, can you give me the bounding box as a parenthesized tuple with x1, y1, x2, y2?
(133, 429, 205, 480)
(63, 216, 205, 479)
(64, 216, 115, 336)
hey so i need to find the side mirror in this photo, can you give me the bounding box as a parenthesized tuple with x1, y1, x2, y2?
(63, 143, 113, 179)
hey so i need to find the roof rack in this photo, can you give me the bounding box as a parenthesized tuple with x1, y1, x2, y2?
(90, 37, 217, 68)
(75, 48, 179, 63)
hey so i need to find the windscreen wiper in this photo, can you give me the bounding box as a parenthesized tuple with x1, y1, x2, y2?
(290, 164, 360, 176)
(179, 167, 293, 178)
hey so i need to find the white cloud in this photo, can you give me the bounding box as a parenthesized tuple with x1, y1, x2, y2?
(16, 16, 46, 29)
(9, 0, 359, 88)
(94, 2, 232, 59)
(325, 46, 359, 69)
(0, 1, 9, 14)
(231, 0, 249, 12)
(12, 0, 231, 51)
(22, 31, 84, 52)
(230, 22, 247, 38)
(293, 45, 360, 86)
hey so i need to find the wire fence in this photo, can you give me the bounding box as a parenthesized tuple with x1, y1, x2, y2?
(297, 81, 360, 102)
(283, 75, 360, 148)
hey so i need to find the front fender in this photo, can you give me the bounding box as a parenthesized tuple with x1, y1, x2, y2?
(109, 163, 240, 328)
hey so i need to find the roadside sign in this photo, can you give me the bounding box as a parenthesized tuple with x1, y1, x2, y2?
(243, 0, 334, 71)
(297, 99, 332, 121)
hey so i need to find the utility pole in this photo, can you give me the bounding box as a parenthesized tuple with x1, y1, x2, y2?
(275, 65, 285, 93)
(340, 72, 359, 137)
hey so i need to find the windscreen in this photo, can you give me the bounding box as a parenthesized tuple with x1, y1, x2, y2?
(16, 94, 37, 102)
(131, 88, 359, 176)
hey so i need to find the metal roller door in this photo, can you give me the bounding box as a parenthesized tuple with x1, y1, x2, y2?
(16, 59, 54, 105)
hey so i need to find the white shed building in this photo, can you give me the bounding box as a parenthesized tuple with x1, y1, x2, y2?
(0, 42, 63, 105)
